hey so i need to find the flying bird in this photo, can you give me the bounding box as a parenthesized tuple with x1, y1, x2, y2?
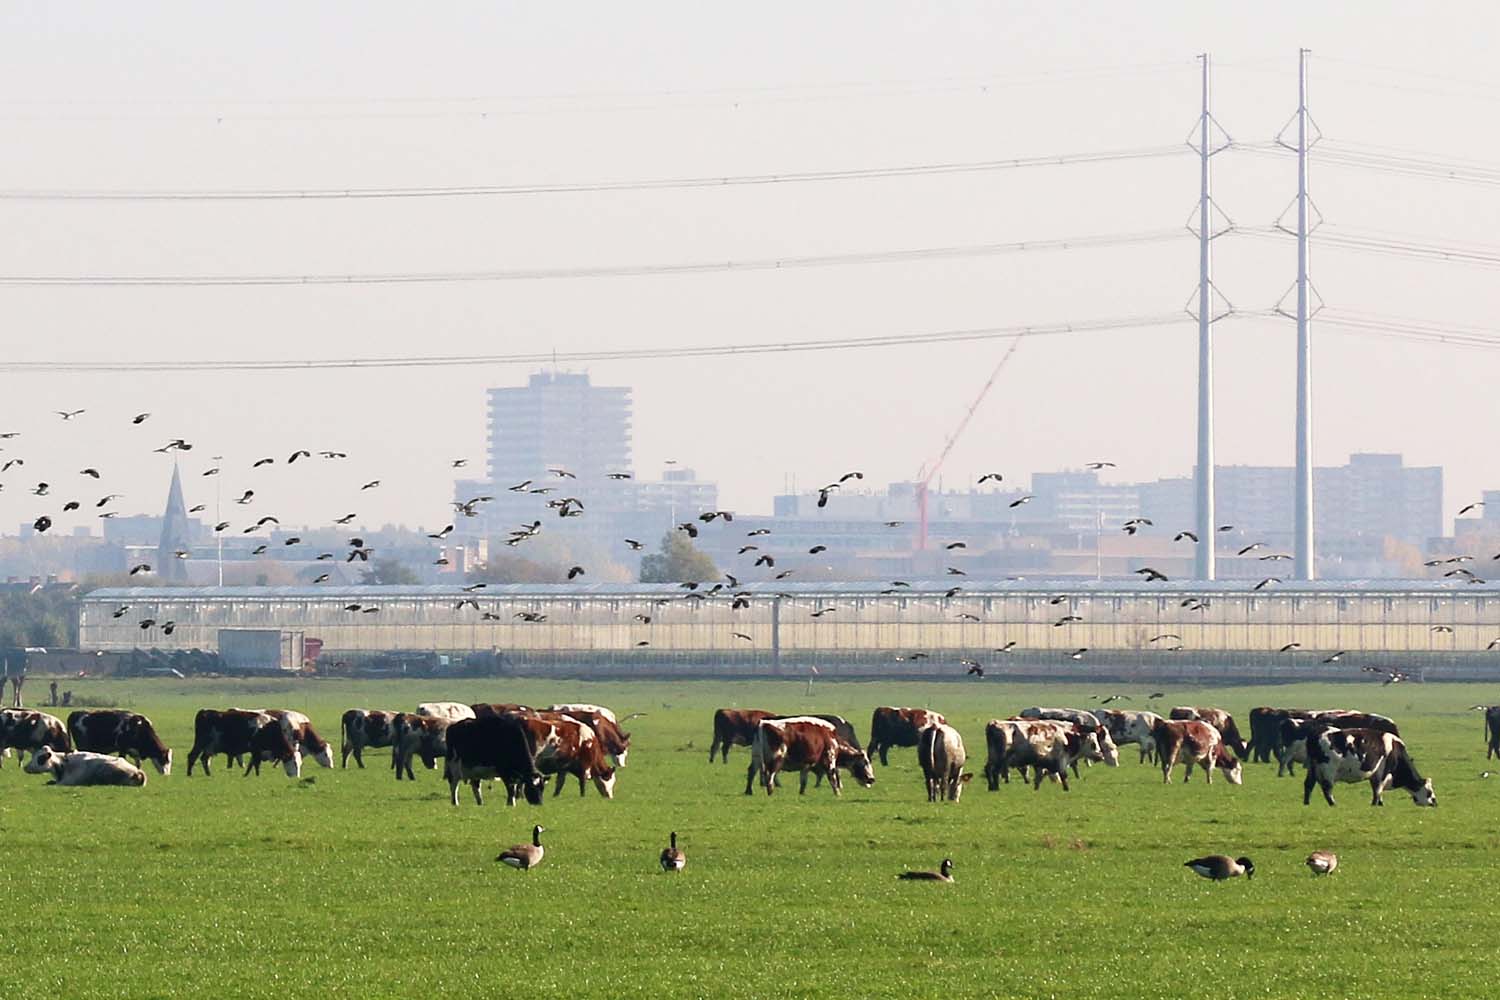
(737, 545, 758, 555)
(252, 457, 274, 468)
(754, 554, 774, 568)
(452, 459, 468, 468)
(747, 529, 770, 537)
(978, 473, 1003, 484)
(428, 526, 454, 539)
(1068, 648, 1088, 660)
(625, 539, 644, 550)
(884, 520, 904, 527)
(235, 490, 254, 504)
(1009, 495, 1034, 508)
(1085, 461, 1116, 470)
(965, 662, 984, 677)
(1279, 642, 1301, 653)
(129, 564, 151, 575)
(55, 409, 84, 420)
(1460, 502, 1486, 516)
(252, 545, 268, 555)
(1135, 567, 1168, 582)
(132, 413, 150, 424)
(567, 566, 585, 580)
(32, 515, 50, 533)
(1174, 531, 1199, 542)
(334, 514, 356, 525)
(946, 567, 966, 576)
(1253, 578, 1279, 591)
(732, 632, 752, 642)
(607, 473, 632, 480)
(1238, 543, 1266, 556)
(1149, 634, 1181, 644)
(809, 545, 827, 554)
(945, 541, 966, 550)
(80, 468, 100, 479)
(1323, 651, 1347, 663)
(1432, 625, 1455, 634)
(361, 481, 380, 491)
(1054, 615, 1083, 627)
(287, 449, 311, 463)
(995, 641, 1018, 653)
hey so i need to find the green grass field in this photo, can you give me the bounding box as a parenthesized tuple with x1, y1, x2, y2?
(1, 676, 1495, 999)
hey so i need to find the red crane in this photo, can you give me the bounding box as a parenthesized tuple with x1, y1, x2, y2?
(913, 336, 1026, 550)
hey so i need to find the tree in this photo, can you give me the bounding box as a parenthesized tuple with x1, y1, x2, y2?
(361, 558, 419, 586)
(640, 531, 719, 583)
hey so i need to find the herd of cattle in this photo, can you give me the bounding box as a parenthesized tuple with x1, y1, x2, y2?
(0, 698, 1443, 808)
(712, 704, 1439, 807)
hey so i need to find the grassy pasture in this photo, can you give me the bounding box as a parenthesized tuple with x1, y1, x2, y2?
(0, 676, 1496, 1000)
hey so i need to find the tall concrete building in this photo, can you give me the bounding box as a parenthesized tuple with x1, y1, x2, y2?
(486, 372, 631, 484)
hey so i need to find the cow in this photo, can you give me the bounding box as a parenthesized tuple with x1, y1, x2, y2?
(868, 707, 947, 766)
(1303, 728, 1435, 807)
(1153, 718, 1243, 785)
(710, 708, 775, 763)
(983, 719, 1104, 792)
(1485, 706, 1500, 759)
(1169, 707, 1249, 759)
(259, 710, 335, 770)
(547, 705, 631, 768)
(917, 723, 971, 802)
(527, 713, 616, 798)
(1006, 715, 1118, 778)
(471, 703, 534, 717)
(1018, 707, 1102, 729)
(0, 709, 72, 766)
(186, 709, 302, 777)
(443, 713, 546, 807)
(340, 708, 400, 768)
(1098, 709, 1163, 764)
(24, 746, 147, 787)
(1275, 712, 1401, 777)
(66, 710, 172, 775)
(391, 713, 452, 780)
(418, 702, 477, 722)
(748, 717, 874, 796)
(1246, 707, 1319, 766)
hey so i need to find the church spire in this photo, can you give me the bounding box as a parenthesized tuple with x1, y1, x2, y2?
(156, 464, 190, 583)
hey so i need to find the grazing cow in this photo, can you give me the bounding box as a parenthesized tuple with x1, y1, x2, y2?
(1485, 706, 1500, 759)
(1304, 728, 1435, 807)
(1098, 709, 1163, 764)
(67, 710, 172, 775)
(527, 713, 616, 798)
(983, 719, 1104, 792)
(0, 709, 72, 766)
(260, 710, 335, 770)
(443, 714, 545, 807)
(418, 702, 477, 722)
(340, 709, 400, 768)
(1153, 719, 1242, 785)
(748, 717, 874, 796)
(471, 702, 534, 717)
(1006, 715, 1119, 778)
(24, 746, 147, 787)
(1169, 706, 1249, 759)
(1272, 711, 1400, 777)
(1018, 707, 1102, 729)
(868, 707, 947, 766)
(391, 713, 452, 780)
(917, 723, 971, 802)
(709, 708, 775, 763)
(186, 709, 302, 777)
(548, 705, 631, 768)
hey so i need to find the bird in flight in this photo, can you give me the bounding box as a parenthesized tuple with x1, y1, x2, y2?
(567, 566, 585, 580)
(56, 409, 84, 420)
(334, 513, 356, 525)
(1054, 615, 1083, 627)
(1135, 567, 1167, 582)
(964, 661, 984, 678)
(288, 450, 311, 463)
(1460, 501, 1486, 516)
(1238, 543, 1266, 556)
(809, 545, 827, 555)
(838, 471, 863, 483)
(1323, 651, 1347, 663)
(732, 632, 752, 642)
(624, 539, 644, 551)
(884, 520, 904, 527)
(361, 480, 380, 491)
(129, 563, 151, 575)
(1174, 530, 1199, 543)
(1067, 648, 1088, 660)
(1085, 461, 1116, 470)
(428, 525, 454, 539)
(1009, 495, 1034, 508)
(1279, 642, 1301, 653)
(1149, 634, 1181, 644)
(452, 459, 468, 468)
(995, 641, 1018, 653)
(80, 468, 100, 479)
(945, 541, 967, 550)
(131, 413, 150, 424)
(946, 567, 966, 576)
(1253, 578, 1279, 591)
(978, 473, 1003, 484)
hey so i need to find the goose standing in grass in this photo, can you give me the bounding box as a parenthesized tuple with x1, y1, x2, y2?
(1305, 851, 1338, 876)
(897, 859, 954, 882)
(497, 825, 546, 870)
(1184, 855, 1253, 881)
(660, 832, 686, 872)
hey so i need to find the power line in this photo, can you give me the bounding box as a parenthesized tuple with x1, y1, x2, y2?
(1242, 223, 1500, 270)
(0, 227, 1193, 287)
(0, 144, 1190, 202)
(0, 313, 1188, 373)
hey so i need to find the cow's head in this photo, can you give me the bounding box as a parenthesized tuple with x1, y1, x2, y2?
(592, 763, 618, 799)
(951, 772, 974, 802)
(280, 748, 304, 778)
(309, 740, 335, 770)
(845, 749, 876, 788)
(521, 774, 546, 805)
(1092, 726, 1119, 767)
(1411, 778, 1437, 807)
(23, 745, 63, 777)
(1078, 729, 1104, 763)
(1216, 747, 1244, 785)
(155, 747, 173, 777)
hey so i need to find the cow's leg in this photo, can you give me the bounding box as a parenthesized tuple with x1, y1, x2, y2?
(1057, 764, 1071, 792)
(1370, 775, 1385, 806)
(877, 742, 889, 767)
(1161, 745, 1179, 784)
(744, 761, 758, 796)
(401, 753, 415, 781)
(470, 779, 484, 806)
(448, 777, 461, 806)
(799, 768, 810, 795)
(577, 769, 588, 796)
(709, 733, 721, 763)
(1069, 759, 1080, 780)
(827, 763, 842, 796)
(763, 761, 779, 796)
(353, 744, 365, 768)
(1202, 758, 1212, 785)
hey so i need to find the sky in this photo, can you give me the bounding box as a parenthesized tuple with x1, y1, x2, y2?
(0, 2, 1498, 539)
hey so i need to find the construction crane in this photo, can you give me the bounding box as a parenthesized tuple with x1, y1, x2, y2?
(913, 335, 1027, 550)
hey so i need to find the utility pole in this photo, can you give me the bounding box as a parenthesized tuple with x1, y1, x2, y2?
(1187, 53, 1231, 581)
(212, 455, 224, 586)
(1293, 48, 1314, 580)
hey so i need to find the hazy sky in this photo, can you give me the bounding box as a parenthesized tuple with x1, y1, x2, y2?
(1, 3, 1497, 539)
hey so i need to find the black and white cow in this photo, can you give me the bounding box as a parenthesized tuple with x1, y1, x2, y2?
(67, 710, 172, 775)
(186, 709, 302, 777)
(0, 709, 71, 766)
(391, 712, 452, 781)
(443, 714, 546, 807)
(1303, 728, 1435, 807)
(1485, 706, 1500, 759)
(24, 746, 147, 786)
(341, 708, 400, 768)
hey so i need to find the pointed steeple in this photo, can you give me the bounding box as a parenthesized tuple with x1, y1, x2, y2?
(157, 464, 190, 583)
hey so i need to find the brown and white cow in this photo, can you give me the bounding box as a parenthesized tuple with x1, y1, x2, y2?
(1018, 707, 1102, 729)
(709, 708, 775, 763)
(0, 709, 72, 766)
(868, 707, 947, 766)
(341, 708, 400, 768)
(546, 703, 618, 725)
(418, 701, 477, 722)
(548, 705, 630, 768)
(1006, 716, 1119, 779)
(67, 710, 171, 775)
(186, 709, 302, 777)
(24, 746, 147, 787)
(529, 713, 617, 798)
(983, 719, 1104, 792)
(259, 710, 335, 770)
(1304, 727, 1435, 807)
(917, 722, 971, 802)
(1169, 706, 1249, 759)
(1153, 718, 1243, 785)
(1098, 709, 1163, 764)
(443, 713, 545, 807)
(748, 717, 874, 796)
(391, 713, 452, 781)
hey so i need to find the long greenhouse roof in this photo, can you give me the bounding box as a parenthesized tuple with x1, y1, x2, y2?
(81, 579, 1500, 600)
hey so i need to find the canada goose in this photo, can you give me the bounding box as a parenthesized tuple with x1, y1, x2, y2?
(660, 832, 686, 872)
(1184, 855, 1253, 881)
(497, 825, 546, 870)
(1305, 850, 1338, 876)
(897, 858, 954, 882)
